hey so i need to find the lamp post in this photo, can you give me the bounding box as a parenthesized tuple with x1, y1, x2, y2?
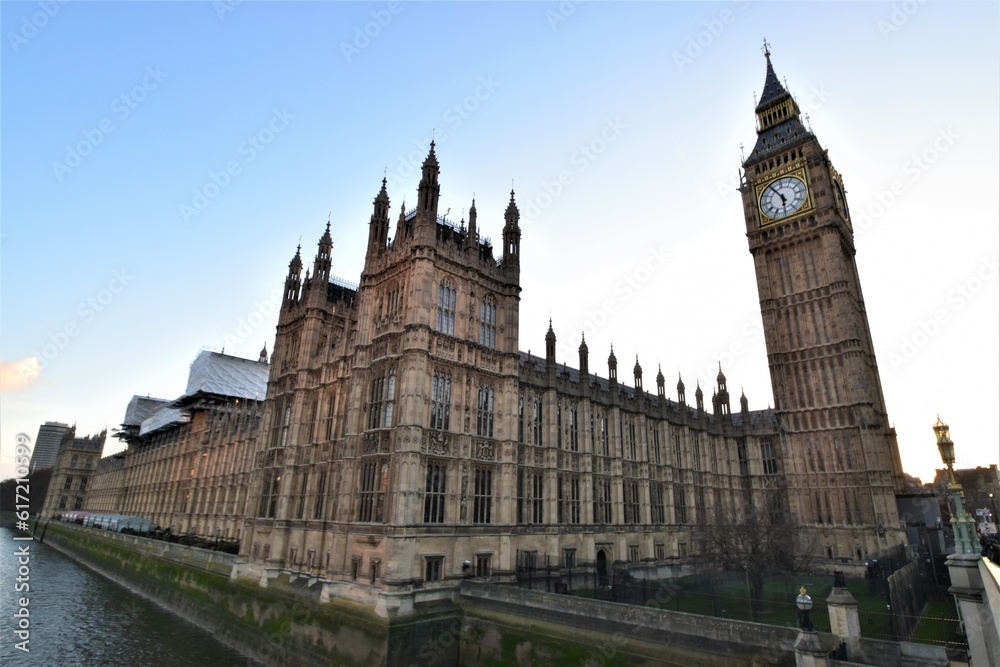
(934, 416, 977, 555)
(989, 492, 998, 534)
(795, 586, 814, 631)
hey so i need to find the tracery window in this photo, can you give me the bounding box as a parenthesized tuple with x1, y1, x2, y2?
(358, 459, 388, 522)
(367, 368, 396, 429)
(479, 295, 496, 348)
(477, 383, 494, 438)
(436, 280, 456, 335)
(423, 461, 446, 524)
(429, 371, 451, 430)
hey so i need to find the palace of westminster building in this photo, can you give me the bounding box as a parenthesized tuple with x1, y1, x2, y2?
(78, 52, 907, 609)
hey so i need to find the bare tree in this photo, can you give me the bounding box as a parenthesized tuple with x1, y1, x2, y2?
(692, 484, 815, 613)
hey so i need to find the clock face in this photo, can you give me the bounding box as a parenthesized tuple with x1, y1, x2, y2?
(759, 176, 808, 220)
(834, 181, 848, 217)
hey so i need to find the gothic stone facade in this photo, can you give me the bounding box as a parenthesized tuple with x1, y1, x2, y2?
(40, 426, 106, 517)
(84, 354, 266, 541)
(234, 56, 906, 611)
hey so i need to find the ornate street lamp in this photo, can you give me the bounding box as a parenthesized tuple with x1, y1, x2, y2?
(934, 417, 977, 554)
(795, 586, 814, 631)
(989, 492, 998, 533)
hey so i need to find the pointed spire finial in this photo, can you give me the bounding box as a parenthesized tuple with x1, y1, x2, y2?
(762, 37, 771, 59)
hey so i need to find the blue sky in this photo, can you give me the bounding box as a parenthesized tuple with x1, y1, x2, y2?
(2, 1, 998, 485)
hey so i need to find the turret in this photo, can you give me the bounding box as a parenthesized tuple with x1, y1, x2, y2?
(677, 373, 686, 405)
(656, 365, 665, 399)
(259, 343, 269, 364)
(284, 244, 302, 305)
(695, 382, 704, 413)
(608, 345, 618, 385)
(545, 320, 556, 370)
(368, 178, 391, 255)
(416, 142, 440, 219)
(314, 222, 332, 283)
(716, 363, 731, 416)
(633, 356, 642, 392)
(466, 197, 478, 250)
(740, 389, 749, 417)
(502, 190, 521, 266)
(395, 202, 409, 242)
(579, 333, 589, 378)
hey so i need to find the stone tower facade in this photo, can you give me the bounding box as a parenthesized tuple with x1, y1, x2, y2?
(40, 426, 106, 517)
(739, 47, 906, 556)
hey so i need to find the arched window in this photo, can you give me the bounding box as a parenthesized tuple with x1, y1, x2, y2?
(367, 367, 396, 429)
(479, 295, 497, 348)
(436, 281, 456, 335)
(430, 371, 451, 430)
(280, 406, 292, 447)
(477, 383, 494, 438)
(423, 461, 446, 524)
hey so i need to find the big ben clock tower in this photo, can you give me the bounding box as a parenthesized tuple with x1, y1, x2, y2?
(740, 44, 905, 559)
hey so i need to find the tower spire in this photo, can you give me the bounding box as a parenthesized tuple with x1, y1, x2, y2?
(503, 189, 521, 266)
(368, 176, 391, 254)
(416, 141, 440, 218)
(466, 195, 478, 250)
(745, 44, 809, 165)
(314, 220, 332, 283)
(284, 244, 303, 304)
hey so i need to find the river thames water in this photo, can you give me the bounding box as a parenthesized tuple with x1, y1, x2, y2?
(0, 524, 255, 666)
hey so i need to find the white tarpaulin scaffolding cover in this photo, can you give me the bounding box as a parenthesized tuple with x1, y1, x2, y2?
(138, 351, 268, 436)
(184, 350, 268, 399)
(123, 395, 170, 427)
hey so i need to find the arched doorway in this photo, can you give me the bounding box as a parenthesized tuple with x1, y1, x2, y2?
(596, 549, 609, 587)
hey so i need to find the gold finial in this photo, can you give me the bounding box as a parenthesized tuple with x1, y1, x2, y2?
(762, 38, 771, 59)
(799, 585, 807, 595)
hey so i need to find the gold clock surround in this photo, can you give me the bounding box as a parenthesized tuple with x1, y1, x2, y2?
(755, 166, 814, 227)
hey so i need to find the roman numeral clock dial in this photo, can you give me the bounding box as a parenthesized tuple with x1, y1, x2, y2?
(759, 175, 807, 221)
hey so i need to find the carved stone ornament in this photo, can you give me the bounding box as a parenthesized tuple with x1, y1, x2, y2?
(426, 431, 450, 456)
(364, 432, 379, 454)
(475, 440, 495, 461)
